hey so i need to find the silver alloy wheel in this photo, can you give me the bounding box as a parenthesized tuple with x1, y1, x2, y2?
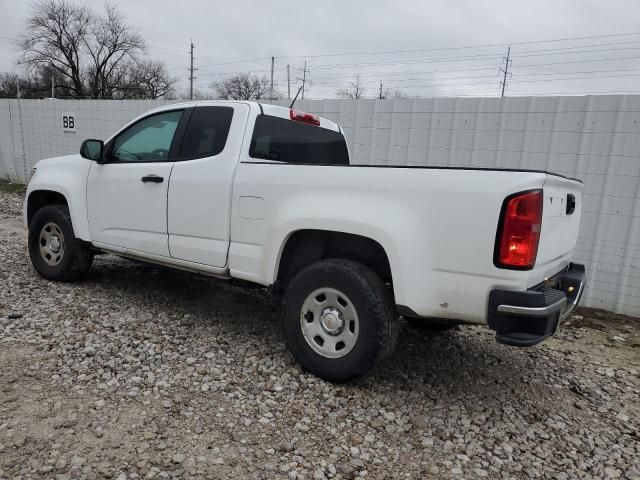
(39, 222, 65, 266)
(300, 287, 359, 359)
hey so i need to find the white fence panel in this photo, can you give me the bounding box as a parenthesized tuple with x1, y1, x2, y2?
(0, 99, 175, 182)
(1, 96, 639, 317)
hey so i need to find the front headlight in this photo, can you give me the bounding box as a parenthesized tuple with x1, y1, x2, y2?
(28, 167, 37, 184)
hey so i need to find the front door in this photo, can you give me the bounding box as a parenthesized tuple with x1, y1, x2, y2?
(87, 109, 184, 257)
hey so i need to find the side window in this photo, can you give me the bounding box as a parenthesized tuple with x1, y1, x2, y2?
(111, 110, 183, 162)
(249, 115, 349, 165)
(179, 106, 234, 160)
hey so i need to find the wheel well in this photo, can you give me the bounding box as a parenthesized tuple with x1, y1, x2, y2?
(27, 190, 68, 225)
(275, 230, 393, 294)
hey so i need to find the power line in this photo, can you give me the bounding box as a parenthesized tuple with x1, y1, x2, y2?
(304, 53, 640, 76)
(312, 71, 640, 91)
(313, 79, 499, 89)
(185, 58, 640, 95)
(512, 73, 640, 84)
(196, 69, 272, 79)
(509, 39, 640, 55)
(307, 66, 640, 84)
(214, 45, 640, 77)
(191, 41, 640, 79)
(310, 65, 498, 80)
(516, 54, 640, 69)
(197, 57, 272, 69)
(275, 31, 640, 59)
(505, 88, 640, 95)
(514, 45, 640, 58)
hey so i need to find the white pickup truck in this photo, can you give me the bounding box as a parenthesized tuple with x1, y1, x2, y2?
(24, 101, 585, 381)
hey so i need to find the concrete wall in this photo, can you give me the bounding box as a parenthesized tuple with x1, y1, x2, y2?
(1, 96, 639, 317)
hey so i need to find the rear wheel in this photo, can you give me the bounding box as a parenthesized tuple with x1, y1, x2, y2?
(282, 259, 398, 382)
(28, 205, 93, 281)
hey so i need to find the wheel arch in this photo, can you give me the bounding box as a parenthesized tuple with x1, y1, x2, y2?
(25, 186, 91, 241)
(26, 189, 69, 226)
(273, 229, 395, 296)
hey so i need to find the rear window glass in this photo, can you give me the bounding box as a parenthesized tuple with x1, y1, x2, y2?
(179, 106, 234, 160)
(249, 115, 349, 165)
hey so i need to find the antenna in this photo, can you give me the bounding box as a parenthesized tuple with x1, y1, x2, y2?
(289, 85, 303, 109)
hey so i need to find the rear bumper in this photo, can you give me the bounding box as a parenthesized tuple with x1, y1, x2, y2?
(488, 263, 586, 347)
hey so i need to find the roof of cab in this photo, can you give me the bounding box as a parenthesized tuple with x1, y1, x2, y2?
(142, 100, 341, 133)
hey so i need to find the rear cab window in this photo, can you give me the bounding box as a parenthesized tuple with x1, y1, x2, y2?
(249, 115, 349, 165)
(179, 106, 234, 160)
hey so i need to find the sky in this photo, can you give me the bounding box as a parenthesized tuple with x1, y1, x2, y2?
(2, 0, 640, 99)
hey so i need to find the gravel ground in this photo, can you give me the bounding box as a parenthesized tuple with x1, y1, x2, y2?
(1, 184, 639, 480)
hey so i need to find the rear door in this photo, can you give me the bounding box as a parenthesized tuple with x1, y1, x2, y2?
(87, 109, 185, 257)
(167, 103, 250, 267)
(536, 175, 583, 269)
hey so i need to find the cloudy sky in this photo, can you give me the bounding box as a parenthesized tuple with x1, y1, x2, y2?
(2, 0, 640, 98)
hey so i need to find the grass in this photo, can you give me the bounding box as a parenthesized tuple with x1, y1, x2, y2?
(0, 179, 26, 195)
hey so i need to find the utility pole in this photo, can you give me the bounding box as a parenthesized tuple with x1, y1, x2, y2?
(379, 81, 383, 99)
(16, 79, 20, 99)
(270, 56, 275, 100)
(51, 76, 55, 99)
(287, 64, 291, 100)
(499, 46, 511, 98)
(301, 61, 307, 100)
(189, 41, 197, 100)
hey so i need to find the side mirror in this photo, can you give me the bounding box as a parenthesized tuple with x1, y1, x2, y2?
(80, 139, 104, 162)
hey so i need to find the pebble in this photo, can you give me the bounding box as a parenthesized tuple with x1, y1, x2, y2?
(0, 188, 638, 480)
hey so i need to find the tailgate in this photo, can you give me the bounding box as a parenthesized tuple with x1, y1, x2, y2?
(535, 175, 583, 272)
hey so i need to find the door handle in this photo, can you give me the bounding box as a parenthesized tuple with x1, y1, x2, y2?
(141, 175, 163, 183)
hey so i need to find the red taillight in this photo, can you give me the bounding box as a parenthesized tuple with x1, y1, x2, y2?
(290, 109, 320, 126)
(496, 189, 543, 269)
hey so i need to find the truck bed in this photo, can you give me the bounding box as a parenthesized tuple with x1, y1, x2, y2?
(231, 161, 583, 324)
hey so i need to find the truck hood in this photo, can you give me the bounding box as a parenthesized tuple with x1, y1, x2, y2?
(28, 153, 92, 197)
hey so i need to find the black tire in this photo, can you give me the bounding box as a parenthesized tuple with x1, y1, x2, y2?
(405, 317, 460, 332)
(28, 205, 93, 281)
(281, 259, 398, 382)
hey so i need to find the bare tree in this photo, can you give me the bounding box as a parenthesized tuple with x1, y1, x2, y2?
(122, 61, 176, 99)
(213, 73, 272, 100)
(336, 76, 366, 99)
(0, 73, 38, 98)
(85, 2, 145, 98)
(0, 68, 72, 98)
(381, 88, 406, 99)
(17, 0, 91, 97)
(171, 88, 215, 100)
(0, 73, 20, 98)
(16, 0, 171, 99)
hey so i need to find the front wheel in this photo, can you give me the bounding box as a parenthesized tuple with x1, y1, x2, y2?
(281, 259, 398, 382)
(28, 205, 94, 281)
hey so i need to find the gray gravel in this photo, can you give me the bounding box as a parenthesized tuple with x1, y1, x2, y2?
(1, 185, 639, 480)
